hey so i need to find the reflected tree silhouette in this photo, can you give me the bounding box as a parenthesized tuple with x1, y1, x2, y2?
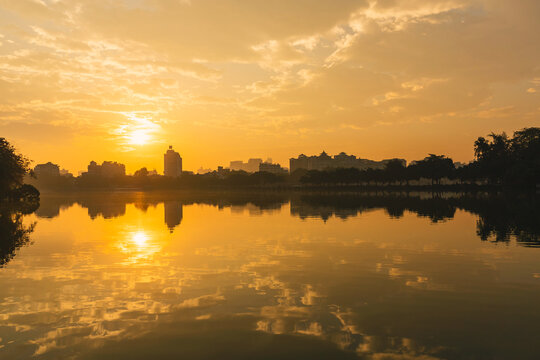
(471, 194, 540, 247)
(0, 200, 39, 267)
(34, 191, 540, 247)
(290, 192, 539, 246)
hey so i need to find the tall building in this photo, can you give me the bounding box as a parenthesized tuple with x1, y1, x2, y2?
(164, 146, 182, 177)
(290, 152, 406, 172)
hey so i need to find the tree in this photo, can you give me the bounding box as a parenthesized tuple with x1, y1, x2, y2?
(473, 132, 511, 183)
(385, 159, 407, 185)
(134, 167, 149, 177)
(414, 154, 455, 185)
(508, 127, 540, 186)
(471, 127, 539, 186)
(0, 138, 33, 199)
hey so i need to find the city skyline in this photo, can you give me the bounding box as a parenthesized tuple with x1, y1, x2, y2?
(1, 1, 538, 174)
(7, 137, 492, 175)
(32, 148, 410, 175)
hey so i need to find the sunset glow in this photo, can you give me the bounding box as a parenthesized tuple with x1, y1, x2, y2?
(1, 2, 539, 359)
(127, 129, 152, 146)
(0, 1, 537, 174)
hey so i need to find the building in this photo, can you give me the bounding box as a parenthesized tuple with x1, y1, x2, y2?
(34, 162, 60, 177)
(229, 158, 263, 173)
(197, 167, 212, 175)
(86, 161, 126, 177)
(229, 161, 244, 170)
(87, 161, 100, 175)
(164, 146, 182, 177)
(289, 152, 406, 172)
(259, 162, 288, 174)
(101, 161, 126, 177)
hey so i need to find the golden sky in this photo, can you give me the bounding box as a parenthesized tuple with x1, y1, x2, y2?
(0, 0, 538, 174)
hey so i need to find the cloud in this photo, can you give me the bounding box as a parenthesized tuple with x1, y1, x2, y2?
(0, 0, 538, 170)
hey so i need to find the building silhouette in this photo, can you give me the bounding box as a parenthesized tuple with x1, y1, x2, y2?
(86, 161, 126, 177)
(164, 146, 182, 177)
(197, 167, 212, 174)
(290, 152, 406, 172)
(59, 168, 72, 176)
(34, 162, 60, 177)
(229, 158, 263, 173)
(259, 162, 288, 174)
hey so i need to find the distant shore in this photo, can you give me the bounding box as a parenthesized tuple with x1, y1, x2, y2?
(32, 181, 538, 195)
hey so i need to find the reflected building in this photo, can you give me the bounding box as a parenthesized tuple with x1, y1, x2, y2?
(35, 201, 62, 218)
(85, 202, 126, 219)
(164, 201, 183, 232)
(164, 146, 182, 177)
(26, 192, 540, 247)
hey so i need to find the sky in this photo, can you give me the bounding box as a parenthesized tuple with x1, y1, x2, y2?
(0, 0, 538, 174)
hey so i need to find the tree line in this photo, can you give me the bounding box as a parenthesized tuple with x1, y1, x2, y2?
(298, 127, 539, 187)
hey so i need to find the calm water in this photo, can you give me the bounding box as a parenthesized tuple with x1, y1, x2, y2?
(0, 192, 539, 359)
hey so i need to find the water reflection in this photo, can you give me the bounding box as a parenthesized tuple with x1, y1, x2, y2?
(164, 201, 183, 233)
(0, 192, 539, 359)
(35, 192, 540, 247)
(117, 230, 162, 263)
(0, 200, 38, 267)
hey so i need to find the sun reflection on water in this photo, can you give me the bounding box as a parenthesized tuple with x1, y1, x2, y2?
(132, 231, 149, 247)
(118, 230, 162, 262)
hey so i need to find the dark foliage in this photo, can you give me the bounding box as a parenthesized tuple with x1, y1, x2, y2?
(0, 138, 34, 198)
(299, 154, 455, 186)
(471, 127, 540, 185)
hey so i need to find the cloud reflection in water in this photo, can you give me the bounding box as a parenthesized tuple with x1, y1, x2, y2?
(0, 193, 539, 359)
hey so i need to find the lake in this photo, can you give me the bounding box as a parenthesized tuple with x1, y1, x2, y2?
(0, 191, 539, 359)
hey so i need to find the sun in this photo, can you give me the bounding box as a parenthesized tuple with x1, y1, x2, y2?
(118, 113, 160, 146)
(127, 129, 152, 145)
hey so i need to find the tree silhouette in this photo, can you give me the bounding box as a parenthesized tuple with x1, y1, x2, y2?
(0, 138, 33, 199)
(134, 167, 149, 177)
(471, 127, 540, 186)
(413, 154, 455, 185)
(384, 159, 407, 185)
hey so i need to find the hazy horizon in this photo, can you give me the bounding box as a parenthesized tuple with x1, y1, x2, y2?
(1, 0, 538, 174)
